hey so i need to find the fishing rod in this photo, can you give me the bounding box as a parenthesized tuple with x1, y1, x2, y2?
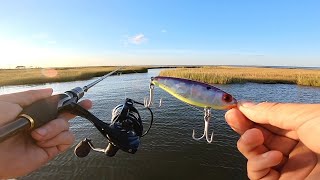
(0, 67, 154, 157)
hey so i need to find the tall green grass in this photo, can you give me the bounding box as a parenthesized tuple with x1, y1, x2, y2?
(159, 66, 320, 87)
(0, 66, 148, 86)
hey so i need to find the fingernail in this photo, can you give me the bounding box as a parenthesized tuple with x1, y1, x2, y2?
(239, 101, 256, 107)
(35, 128, 47, 136)
(241, 131, 250, 141)
(262, 152, 270, 158)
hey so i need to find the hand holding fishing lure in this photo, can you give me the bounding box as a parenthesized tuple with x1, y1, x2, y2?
(145, 76, 237, 143)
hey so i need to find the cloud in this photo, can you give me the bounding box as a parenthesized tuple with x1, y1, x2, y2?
(161, 29, 167, 33)
(128, 33, 147, 45)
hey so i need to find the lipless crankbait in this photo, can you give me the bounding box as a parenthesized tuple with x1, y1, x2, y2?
(145, 76, 237, 143)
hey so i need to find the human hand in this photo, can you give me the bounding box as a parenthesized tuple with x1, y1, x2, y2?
(225, 102, 320, 180)
(0, 89, 92, 179)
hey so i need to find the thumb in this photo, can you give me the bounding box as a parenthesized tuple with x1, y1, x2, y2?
(239, 102, 320, 153)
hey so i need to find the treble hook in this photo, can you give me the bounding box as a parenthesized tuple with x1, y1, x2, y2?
(192, 108, 214, 143)
(144, 83, 154, 107)
(144, 83, 162, 108)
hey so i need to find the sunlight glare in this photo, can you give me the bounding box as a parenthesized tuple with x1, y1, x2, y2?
(41, 68, 58, 78)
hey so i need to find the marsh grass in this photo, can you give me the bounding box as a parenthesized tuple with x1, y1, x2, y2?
(159, 66, 320, 87)
(0, 66, 147, 86)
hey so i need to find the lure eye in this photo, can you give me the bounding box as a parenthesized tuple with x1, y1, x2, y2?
(222, 93, 233, 103)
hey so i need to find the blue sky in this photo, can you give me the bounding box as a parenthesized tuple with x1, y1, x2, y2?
(0, 0, 319, 68)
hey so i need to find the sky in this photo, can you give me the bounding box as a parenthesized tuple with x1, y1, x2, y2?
(0, 0, 320, 68)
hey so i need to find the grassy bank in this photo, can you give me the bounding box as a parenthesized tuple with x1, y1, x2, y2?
(159, 66, 320, 87)
(0, 66, 147, 86)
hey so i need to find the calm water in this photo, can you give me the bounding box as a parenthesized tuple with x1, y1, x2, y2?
(1, 69, 320, 180)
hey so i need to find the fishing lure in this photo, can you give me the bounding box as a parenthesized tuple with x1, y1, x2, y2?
(145, 76, 237, 143)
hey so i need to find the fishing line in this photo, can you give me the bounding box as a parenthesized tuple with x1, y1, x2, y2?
(119, 71, 127, 99)
(119, 68, 151, 102)
(112, 70, 146, 102)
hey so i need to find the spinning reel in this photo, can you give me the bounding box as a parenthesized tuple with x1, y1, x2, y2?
(73, 98, 153, 157)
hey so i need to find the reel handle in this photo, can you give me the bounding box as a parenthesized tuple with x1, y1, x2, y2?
(74, 138, 120, 157)
(74, 138, 92, 158)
